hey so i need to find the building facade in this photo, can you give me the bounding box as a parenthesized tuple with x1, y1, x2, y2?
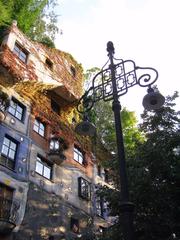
(0, 21, 114, 240)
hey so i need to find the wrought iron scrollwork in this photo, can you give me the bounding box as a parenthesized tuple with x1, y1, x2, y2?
(136, 66, 158, 87)
(77, 89, 94, 113)
(77, 44, 158, 114)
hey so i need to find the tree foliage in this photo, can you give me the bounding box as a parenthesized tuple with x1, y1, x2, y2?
(97, 91, 180, 240)
(0, 0, 59, 47)
(128, 91, 180, 240)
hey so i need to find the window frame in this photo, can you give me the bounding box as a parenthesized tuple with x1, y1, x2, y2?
(0, 135, 18, 170)
(96, 196, 104, 218)
(50, 138, 60, 153)
(13, 42, 28, 63)
(74, 146, 84, 165)
(70, 65, 76, 77)
(33, 118, 45, 137)
(51, 99, 60, 114)
(45, 58, 53, 70)
(104, 169, 109, 183)
(0, 183, 14, 199)
(78, 177, 91, 200)
(97, 165, 102, 177)
(35, 155, 53, 180)
(8, 97, 25, 121)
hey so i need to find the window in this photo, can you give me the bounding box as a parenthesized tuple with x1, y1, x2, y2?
(97, 165, 102, 177)
(74, 147, 84, 165)
(13, 42, 28, 63)
(0, 135, 18, 169)
(78, 177, 91, 200)
(8, 98, 25, 121)
(96, 196, 104, 217)
(104, 169, 109, 183)
(50, 138, 60, 152)
(49, 138, 67, 161)
(70, 65, 76, 77)
(0, 183, 13, 200)
(35, 155, 52, 180)
(51, 99, 60, 114)
(0, 90, 9, 112)
(0, 184, 14, 220)
(70, 217, 79, 233)
(49, 138, 66, 152)
(45, 58, 53, 70)
(33, 119, 45, 137)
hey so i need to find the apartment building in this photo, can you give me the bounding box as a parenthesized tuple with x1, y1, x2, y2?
(0, 21, 114, 240)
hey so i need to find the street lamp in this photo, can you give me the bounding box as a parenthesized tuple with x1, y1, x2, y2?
(75, 41, 165, 240)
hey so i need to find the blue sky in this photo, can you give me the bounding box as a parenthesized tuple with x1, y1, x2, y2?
(55, 0, 180, 117)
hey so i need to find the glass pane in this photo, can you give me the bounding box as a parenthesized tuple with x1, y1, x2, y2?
(43, 166, 51, 179)
(13, 45, 19, 52)
(81, 179, 86, 190)
(75, 148, 80, 155)
(3, 137, 10, 147)
(78, 155, 83, 164)
(10, 101, 16, 108)
(34, 119, 39, 126)
(35, 161, 43, 175)
(81, 179, 89, 198)
(74, 152, 78, 161)
(0, 155, 6, 166)
(39, 123, 44, 131)
(10, 142, 17, 151)
(50, 140, 54, 150)
(37, 156, 42, 162)
(8, 149, 15, 160)
(1, 145, 9, 156)
(19, 55, 26, 63)
(50, 140, 59, 150)
(8, 106, 16, 115)
(20, 52, 27, 62)
(7, 160, 15, 170)
(15, 111, 22, 120)
(39, 128, 44, 136)
(17, 105, 23, 114)
(33, 124, 39, 133)
(54, 141, 59, 150)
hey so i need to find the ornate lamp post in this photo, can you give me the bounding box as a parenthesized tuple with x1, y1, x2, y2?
(75, 41, 165, 240)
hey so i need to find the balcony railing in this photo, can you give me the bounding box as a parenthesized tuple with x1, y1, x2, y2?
(0, 197, 18, 234)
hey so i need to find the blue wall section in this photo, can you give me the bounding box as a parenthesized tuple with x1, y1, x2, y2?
(0, 124, 30, 181)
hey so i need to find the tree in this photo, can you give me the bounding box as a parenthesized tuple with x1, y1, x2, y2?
(0, 0, 59, 47)
(0, 1, 13, 25)
(98, 91, 180, 240)
(128, 91, 180, 239)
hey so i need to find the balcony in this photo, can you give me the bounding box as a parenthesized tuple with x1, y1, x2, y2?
(0, 197, 18, 234)
(48, 137, 67, 165)
(0, 87, 10, 122)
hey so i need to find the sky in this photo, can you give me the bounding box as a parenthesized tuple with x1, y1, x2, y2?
(55, 0, 180, 119)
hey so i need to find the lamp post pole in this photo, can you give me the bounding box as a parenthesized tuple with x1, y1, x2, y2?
(75, 41, 164, 240)
(107, 42, 134, 240)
